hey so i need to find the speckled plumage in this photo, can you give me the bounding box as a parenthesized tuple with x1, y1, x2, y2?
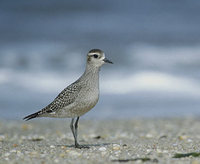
(23, 49, 113, 148)
(41, 82, 82, 115)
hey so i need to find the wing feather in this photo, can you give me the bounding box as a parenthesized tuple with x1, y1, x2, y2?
(40, 82, 82, 114)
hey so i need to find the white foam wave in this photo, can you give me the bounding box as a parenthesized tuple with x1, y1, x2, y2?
(128, 44, 200, 69)
(1, 69, 200, 96)
(0, 69, 79, 93)
(102, 71, 200, 95)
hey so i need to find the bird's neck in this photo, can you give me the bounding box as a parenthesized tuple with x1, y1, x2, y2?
(85, 63, 100, 74)
(81, 64, 100, 85)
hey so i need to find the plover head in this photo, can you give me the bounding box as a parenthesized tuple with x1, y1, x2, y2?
(87, 49, 113, 67)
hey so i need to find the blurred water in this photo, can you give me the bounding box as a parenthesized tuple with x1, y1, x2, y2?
(1, 0, 200, 119)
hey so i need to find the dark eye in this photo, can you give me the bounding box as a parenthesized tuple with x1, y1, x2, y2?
(93, 54, 98, 58)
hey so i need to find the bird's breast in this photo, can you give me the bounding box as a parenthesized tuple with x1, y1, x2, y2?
(81, 86, 99, 104)
(76, 86, 99, 111)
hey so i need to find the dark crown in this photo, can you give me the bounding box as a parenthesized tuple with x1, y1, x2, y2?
(89, 49, 103, 54)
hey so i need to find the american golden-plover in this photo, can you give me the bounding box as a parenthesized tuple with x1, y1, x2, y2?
(23, 49, 113, 148)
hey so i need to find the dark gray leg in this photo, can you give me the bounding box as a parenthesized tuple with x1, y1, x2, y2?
(70, 117, 81, 148)
(70, 117, 89, 148)
(74, 117, 79, 147)
(70, 118, 76, 141)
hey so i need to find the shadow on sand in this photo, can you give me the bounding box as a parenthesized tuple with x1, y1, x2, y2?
(56, 142, 112, 148)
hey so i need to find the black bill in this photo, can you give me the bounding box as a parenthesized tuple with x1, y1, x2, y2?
(103, 58, 113, 64)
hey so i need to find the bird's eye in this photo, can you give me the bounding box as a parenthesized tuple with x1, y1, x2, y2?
(93, 54, 98, 58)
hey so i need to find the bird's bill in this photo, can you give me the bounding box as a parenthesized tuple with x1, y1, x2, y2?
(103, 58, 113, 64)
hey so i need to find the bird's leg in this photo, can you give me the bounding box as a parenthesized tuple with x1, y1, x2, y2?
(70, 117, 81, 148)
(74, 117, 80, 147)
(74, 117, 90, 149)
(70, 117, 89, 148)
(70, 118, 76, 145)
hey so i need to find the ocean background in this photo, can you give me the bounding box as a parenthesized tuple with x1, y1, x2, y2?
(1, 0, 200, 119)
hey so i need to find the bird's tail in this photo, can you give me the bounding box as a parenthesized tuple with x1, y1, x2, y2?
(23, 111, 40, 121)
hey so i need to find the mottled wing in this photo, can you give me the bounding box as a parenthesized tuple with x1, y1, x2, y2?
(40, 82, 82, 115)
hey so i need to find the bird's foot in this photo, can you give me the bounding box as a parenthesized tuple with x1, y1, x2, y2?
(75, 143, 90, 149)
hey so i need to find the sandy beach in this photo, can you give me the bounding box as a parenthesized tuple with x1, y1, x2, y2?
(1, 117, 200, 164)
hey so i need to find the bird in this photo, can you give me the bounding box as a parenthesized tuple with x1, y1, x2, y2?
(23, 49, 113, 148)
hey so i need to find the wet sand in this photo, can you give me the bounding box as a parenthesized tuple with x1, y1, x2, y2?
(1, 117, 200, 164)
